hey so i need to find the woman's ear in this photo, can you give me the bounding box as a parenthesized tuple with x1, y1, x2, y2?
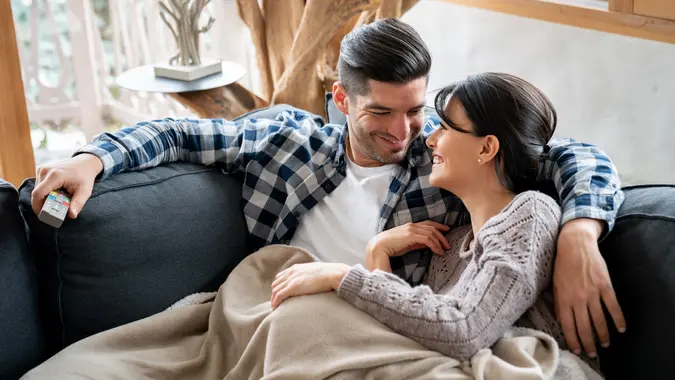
(332, 82, 349, 115)
(478, 135, 500, 164)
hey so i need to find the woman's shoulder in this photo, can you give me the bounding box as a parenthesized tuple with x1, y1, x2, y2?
(477, 192, 561, 287)
(511, 190, 562, 219)
(480, 191, 562, 243)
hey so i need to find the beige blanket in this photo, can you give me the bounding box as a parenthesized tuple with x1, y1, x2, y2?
(22, 245, 600, 380)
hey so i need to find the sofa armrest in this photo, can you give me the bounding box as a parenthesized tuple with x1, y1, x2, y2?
(0, 180, 45, 379)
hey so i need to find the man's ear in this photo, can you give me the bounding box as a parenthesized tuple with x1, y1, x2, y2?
(332, 82, 349, 115)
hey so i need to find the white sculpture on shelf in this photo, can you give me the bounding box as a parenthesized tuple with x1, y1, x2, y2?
(154, 0, 222, 81)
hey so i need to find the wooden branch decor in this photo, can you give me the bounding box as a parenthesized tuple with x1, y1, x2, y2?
(159, 0, 215, 66)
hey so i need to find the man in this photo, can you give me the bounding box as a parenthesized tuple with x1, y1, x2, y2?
(32, 18, 625, 359)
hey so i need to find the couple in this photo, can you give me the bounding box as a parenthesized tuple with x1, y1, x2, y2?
(27, 19, 624, 379)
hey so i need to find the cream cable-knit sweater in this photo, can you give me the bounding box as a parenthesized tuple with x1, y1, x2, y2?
(337, 190, 566, 361)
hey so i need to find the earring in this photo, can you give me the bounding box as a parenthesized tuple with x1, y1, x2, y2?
(477, 158, 482, 164)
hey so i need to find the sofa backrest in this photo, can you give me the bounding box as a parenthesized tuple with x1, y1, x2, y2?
(598, 184, 675, 380)
(18, 164, 251, 355)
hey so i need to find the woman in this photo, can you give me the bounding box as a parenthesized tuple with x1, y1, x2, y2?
(271, 73, 598, 373)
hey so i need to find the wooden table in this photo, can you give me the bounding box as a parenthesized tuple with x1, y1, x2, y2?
(167, 83, 268, 120)
(115, 61, 267, 119)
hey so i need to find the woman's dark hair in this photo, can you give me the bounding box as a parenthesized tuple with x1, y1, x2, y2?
(434, 72, 557, 193)
(338, 18, 431, 96)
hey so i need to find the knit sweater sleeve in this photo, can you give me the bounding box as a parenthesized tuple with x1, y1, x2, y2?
(337, 191, 562, 361)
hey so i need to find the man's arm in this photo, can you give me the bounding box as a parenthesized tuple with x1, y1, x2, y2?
(538, 137, 627, 358)
(539, 138, 625, 235)
(31, 110, 319, 217)
(79, 115, 289, 180)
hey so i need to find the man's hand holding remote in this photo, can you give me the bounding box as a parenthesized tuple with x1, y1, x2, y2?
(31, 154, 103, 219)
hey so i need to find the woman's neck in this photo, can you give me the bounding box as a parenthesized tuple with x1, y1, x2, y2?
(455, 180, 516, 240)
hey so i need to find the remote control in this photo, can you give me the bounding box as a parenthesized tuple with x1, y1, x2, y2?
(38, 189, 71, 228)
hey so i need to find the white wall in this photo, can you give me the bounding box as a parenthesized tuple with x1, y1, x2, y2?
(402, 1, 675, 185)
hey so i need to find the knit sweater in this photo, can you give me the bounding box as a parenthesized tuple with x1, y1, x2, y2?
(337, 190, 564, 361)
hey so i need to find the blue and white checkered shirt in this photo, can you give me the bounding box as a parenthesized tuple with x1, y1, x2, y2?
(78, 109, 624, 285)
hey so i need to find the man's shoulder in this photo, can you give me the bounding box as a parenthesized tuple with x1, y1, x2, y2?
(240, 111, 344, 167)
(252, 110, 343, 143)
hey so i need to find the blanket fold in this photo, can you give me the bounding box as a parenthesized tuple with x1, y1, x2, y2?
(22, 245, 598, 380)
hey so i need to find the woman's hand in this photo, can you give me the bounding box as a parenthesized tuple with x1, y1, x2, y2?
(367, 221, 450, 258)
(271, 262, 350, 309)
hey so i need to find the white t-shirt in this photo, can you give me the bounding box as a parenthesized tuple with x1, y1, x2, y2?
(289, 156, 397, 265)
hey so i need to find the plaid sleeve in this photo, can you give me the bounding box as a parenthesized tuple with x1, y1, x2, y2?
(539, 138, 625, 236)
(75, 111, 312, 180)
(423, 113, 441, 135)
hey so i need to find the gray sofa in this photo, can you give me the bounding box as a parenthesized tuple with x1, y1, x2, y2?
(1, 105, 674, 379)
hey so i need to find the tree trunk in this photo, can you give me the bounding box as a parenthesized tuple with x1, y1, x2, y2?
(236, 0, 274, 101)
(263, 0, 304, 86)
(235, 0, 420, 118)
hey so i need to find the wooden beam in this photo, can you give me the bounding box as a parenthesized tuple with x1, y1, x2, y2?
(609, 0, 633, 14)
(439, 0, 675, 45)
(634, 0, 675, 21)
(0, 2, 36, 187)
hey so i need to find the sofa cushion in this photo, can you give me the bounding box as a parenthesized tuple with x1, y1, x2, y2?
(237, 103, 326, 126)
(325, 92, 342, 124)
(18, 164, 250, 354)
(599, 184, 675, 380)
(0, 180, 45, 379)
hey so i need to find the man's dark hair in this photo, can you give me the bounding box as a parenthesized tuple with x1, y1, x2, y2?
(338, 18, 431, 96)
(434, 72, 558, 194)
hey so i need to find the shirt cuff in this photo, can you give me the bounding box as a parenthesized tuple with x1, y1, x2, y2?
(336, 265, 369, 304)
(561, 191, 625, 241)
(74, 141, 127, 181)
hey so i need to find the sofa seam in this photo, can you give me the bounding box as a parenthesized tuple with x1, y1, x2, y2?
(621, 184, 675, 191)
(52, 228, 67, 347)
(90, 168, 217, 198)
(615, 213, 675, 223)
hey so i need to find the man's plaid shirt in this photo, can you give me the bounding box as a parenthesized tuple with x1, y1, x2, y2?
(78, 109, 624, 285)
